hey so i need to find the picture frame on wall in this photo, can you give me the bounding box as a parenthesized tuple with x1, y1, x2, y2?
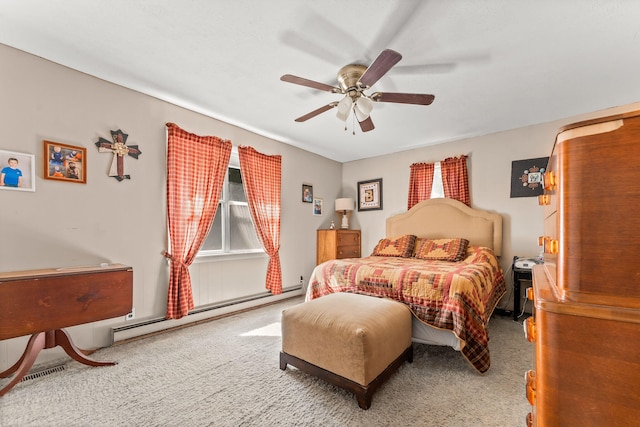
(0, 149, 36, 192)
(357, 178, 383, 211)
(302, 184, 313, 203)
(43, 140, 87, 184)
(313, 198, 323, 216)
(510, 157, 548, 198)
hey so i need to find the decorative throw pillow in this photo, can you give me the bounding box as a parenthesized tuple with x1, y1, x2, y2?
(414, 238, 470, 262)
(371, 234, 417, 257)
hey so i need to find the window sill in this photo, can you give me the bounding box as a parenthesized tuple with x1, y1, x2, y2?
(193, 250, 267, 264)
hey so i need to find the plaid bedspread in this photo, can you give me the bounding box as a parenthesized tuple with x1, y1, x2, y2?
(306, 246, 506, 374)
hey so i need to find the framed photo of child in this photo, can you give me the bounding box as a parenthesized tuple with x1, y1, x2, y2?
(43, 140, 87, 184)
(0, 149, 36, 192)
(313, 198, 323, 216)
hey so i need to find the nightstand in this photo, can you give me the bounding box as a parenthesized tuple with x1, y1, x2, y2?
(316, 229, 361, 265)
(513, 261, 533, 321)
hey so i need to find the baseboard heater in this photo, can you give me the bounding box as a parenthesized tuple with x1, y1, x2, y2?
(111, 285, 303, 344)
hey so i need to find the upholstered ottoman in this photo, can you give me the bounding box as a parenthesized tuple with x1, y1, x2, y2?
(280, 292, 413, 409)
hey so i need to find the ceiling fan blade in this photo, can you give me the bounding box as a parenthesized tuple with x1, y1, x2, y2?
(294, 102, 338, 122)
(371, 92, 435, 105)
(358, 49, 402, 88)
(366, 1, 429, 60)
(392, 63, 457, 75)
(281, 74, 341, 93)
(358, 116, 375, 132)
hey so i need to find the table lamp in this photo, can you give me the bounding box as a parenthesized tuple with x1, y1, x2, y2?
(335, 198, 354, 229)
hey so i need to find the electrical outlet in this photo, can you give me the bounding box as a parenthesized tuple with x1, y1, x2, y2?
(125, 308, 135, 321)
(299, 276, 304, 285)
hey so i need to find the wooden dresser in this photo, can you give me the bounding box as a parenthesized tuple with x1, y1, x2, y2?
(524, 111, 640, 426)
(316, 229, 361, 265)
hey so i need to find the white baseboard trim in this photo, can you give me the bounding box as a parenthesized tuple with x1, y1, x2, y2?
(111, 286, 304, 344)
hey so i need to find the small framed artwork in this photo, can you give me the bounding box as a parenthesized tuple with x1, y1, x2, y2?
(313, 198, 323, 216)
(0, 149, 36, 192)
(358, 178, 383, 211)
(510, 157, 549, 198)
(302, 184, 313, 203)
(43, 140, 87, 184)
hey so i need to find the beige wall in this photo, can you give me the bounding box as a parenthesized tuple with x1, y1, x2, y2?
(0, 44, 341, 369)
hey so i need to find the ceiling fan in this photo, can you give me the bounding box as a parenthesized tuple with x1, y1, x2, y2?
(280, 49, 435, 133)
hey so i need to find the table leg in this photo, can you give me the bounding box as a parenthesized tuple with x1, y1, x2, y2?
(0, 332, 46, 397)
(54, 329, 115, 367)
(0, 329, 115, 397)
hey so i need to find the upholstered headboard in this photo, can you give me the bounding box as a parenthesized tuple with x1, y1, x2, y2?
(386, 198, 503, 256)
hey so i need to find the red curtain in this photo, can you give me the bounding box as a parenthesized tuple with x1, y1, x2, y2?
(407, 162, 435, 210)
(163, 123, 231, 319)
(238, 146, 283, 294)
(442, 155, 470, 206)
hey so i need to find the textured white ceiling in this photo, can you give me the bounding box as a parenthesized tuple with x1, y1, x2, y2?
(1, 0, 639, 162)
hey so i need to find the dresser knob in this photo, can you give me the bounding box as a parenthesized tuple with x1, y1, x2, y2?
(543, 171, 556, 190)
(538, 194, 550, 206)
(526, 287, 534, 301)
(525, 370, 537, 405)
(549, 239, 559, 255)
(526, 412, 533, 427)
(524, 317, 536, 342)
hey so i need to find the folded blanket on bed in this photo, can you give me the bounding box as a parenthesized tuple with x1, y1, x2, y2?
(306, 246, 506, 374)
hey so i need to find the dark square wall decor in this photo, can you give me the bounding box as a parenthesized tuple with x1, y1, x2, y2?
(357, 178, 383, 211)
(510, 157, 549, 198)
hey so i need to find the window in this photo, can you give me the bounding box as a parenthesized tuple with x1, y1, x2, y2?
(199, 154, 262, 255)
(431, 162, 445, 198)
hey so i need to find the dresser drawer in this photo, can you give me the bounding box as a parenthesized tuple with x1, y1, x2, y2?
(336, 244, 360, 259)
(336, 231, 360, 246)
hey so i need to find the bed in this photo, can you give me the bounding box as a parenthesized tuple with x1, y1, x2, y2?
(306, 198, 506, 374)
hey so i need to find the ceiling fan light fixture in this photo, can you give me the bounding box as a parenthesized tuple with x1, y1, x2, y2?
(354, 97, 373, 120)
(282, 49, 435, 131)
(336, 96, 353, 121)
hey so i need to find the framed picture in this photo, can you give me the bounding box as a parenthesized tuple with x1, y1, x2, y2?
(302, 184, 313, 203)
(43, 140, 87, 184)
(357, 178, 383, 211)
(0, 149, 36, 192)
(510, 157, 548, 198)
(313, 198, 323, 216)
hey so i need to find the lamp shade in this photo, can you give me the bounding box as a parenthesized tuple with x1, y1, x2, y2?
(335, 198, 354, 212)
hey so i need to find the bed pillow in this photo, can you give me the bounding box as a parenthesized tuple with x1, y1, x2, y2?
(371, 234, 417, 257)
(414, 238, 470, 262)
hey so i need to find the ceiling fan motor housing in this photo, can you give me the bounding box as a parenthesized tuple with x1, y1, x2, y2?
(337, 64, 368, 94)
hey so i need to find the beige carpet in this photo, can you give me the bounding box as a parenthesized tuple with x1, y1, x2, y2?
(0, 296, 532, 426)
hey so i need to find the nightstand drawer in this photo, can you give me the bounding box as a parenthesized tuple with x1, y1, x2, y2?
(336, 244, 360, 259)
(337, 231, 360, 246)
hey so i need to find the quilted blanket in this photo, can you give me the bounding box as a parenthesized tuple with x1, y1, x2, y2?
(306, 246, 506, 373)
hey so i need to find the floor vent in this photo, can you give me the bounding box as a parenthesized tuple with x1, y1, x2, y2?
(21, 364, 66, 382)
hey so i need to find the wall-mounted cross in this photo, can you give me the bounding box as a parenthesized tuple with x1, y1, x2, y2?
(95, 129, 141, 181)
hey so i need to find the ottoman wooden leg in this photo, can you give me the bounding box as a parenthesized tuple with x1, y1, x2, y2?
(280, 346, 413, 410)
